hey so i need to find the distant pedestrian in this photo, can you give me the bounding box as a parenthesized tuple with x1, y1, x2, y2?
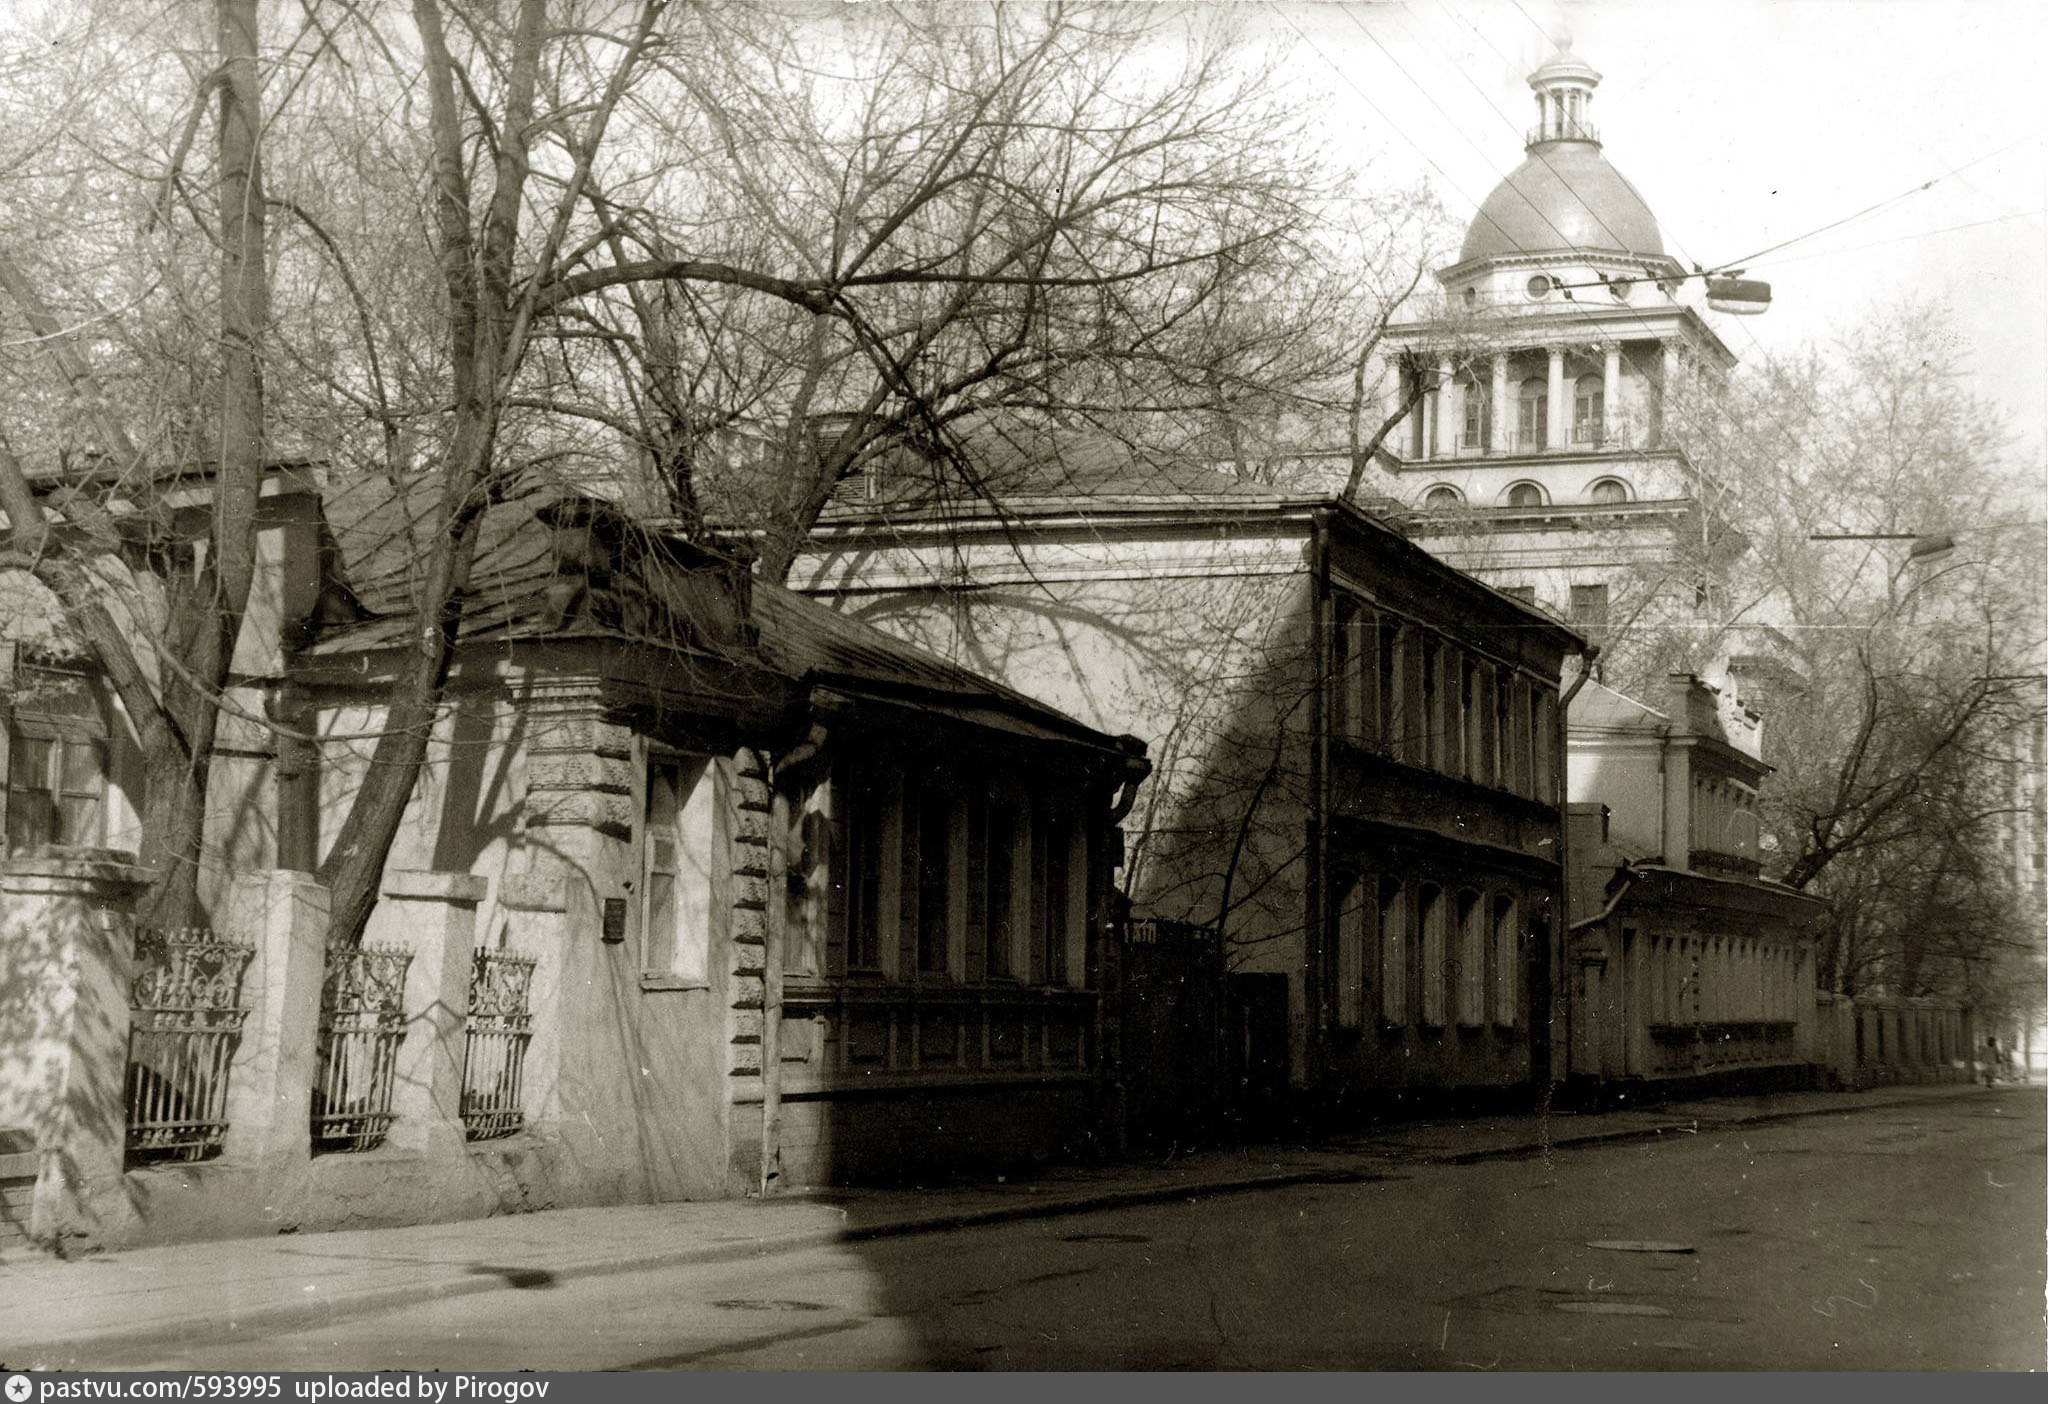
(1983, 1036, 2001, 1086)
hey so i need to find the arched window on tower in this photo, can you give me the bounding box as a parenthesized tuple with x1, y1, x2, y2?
(1423, 484, 1465, 510)
(1573, 373, 1604, 445)
(1502, 481, 1545, 508)
(1588, 477, 1630, 504)
(1516, 377, 1547, 450)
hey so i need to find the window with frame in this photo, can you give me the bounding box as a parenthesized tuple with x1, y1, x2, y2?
(4, 666, 109, 857)
(1573, 374, 1604, 444)
(5, 731, 106, 855)
(1477, 664, 1499, 786)
(1376, 617, 1400, 753)
(641, 756, 715, 985)
(1462, 658, 1484, 783)
(1455, 890, 1485, 1027)
(1461, 382, 1491, 451)
(1503, 481, 1544, 508)
(1377, 877, 1407, 1025)
(1516, 378, 1547, 446)
(1330, 595, 1365, 742)
(1034, 804, 1072, 986)
(1496, 673, 1518, 796)
(1569, 582, 1610, 639)
(1491, 894, 1519, 1026)
(1418, 884, 1447, 1028)
(984, 799, 1016, 980)
(843, 771, 887, 973)
(1420, 633, 1441, 771)
(916, 783, 952, 976)
(1443, 647, 1466, 779)
(1333, 875, 1368, 1030)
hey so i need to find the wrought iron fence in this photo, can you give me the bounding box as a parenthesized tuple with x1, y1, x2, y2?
(125, 927, 255, 1164)
(312, 944, 412, 1154)
(461, 950, 536, 1141)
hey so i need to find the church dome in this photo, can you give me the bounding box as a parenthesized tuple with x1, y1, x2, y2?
(1456, 42, 1670, 267)
(1459, 144, 1668, 264)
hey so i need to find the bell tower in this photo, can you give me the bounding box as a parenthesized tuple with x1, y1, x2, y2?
(1526, 39, 1602, 149)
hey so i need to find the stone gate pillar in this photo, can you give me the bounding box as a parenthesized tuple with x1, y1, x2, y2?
(369, 870, 487, 1158)
(0, 851, 149, 1250)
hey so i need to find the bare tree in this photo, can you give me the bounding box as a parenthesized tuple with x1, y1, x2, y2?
(0, 0, 267, 930)
(1658, 301, 2048, 1004)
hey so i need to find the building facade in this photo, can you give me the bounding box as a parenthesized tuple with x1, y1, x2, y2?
(2, 476, 1146, 1250)
(1369, 44, 1791, 695)
(1562, 673, 1827, 1090)
(792, 437, 1585, 1131)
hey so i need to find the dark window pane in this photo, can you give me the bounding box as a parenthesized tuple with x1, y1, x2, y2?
(60, 740, 103, 796)
(986, 805, 1014, 979)
(10, 735, 51, 790)
(917, 787, 950, 975)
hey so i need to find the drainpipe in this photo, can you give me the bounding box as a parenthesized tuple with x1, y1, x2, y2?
(1307, 510, 1333, 1097)
(1551, 642, 1600, 1093)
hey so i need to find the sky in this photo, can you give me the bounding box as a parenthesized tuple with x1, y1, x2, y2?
(1255, 0, 2048, 464)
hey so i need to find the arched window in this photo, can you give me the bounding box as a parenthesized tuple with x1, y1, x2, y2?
(1378, 877, 1408, 1025)
(1490, 895, 1519, 1027)
(1423, 484, 1464, 510)
(1461, 379, 1491, 451)
(1516, 377, 1547, 449)
(1573, 373, 1604, 444)
(1418, 884, 1447, 1028)
(1455, 890, 1485, 1028)
(1588, 477, 1630, 504)
(1501, 481, 1545, 508)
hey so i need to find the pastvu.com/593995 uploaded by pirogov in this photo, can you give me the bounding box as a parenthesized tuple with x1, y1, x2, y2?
(7, 1378, 548, 1402)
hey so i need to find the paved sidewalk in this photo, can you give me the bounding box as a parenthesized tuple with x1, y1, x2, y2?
(0, 1082, 1994, 1366)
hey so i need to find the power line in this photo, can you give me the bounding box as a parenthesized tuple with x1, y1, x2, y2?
(1718, 128, 2048, 271)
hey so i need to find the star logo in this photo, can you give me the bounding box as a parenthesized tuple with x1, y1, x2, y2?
(5, 1374, 32, 1403)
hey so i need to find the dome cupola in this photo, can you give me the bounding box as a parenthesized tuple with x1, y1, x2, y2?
(1527, 39, 1601, 147)
(1454, 42, 1676, 269)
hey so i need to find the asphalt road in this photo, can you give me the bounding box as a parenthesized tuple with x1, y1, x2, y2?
(88, 1087, 2044, 1370)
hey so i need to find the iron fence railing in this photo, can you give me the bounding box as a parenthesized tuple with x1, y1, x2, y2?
(461, 950, 536, 1141)
(312, 944, 412, 1154)
(125, 927, 254, 1164)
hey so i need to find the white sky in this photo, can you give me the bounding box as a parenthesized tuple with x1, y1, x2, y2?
(1256, 0, 2048, 462)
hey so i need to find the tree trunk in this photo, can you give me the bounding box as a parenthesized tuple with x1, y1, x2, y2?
(136, 0, 269, 931)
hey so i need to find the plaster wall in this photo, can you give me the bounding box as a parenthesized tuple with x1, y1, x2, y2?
(1567, 743, 1667, 860)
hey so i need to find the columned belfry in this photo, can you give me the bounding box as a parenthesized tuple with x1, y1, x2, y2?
(1373, 43, 1775, 683)
(1526, 38, 1600, 147)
